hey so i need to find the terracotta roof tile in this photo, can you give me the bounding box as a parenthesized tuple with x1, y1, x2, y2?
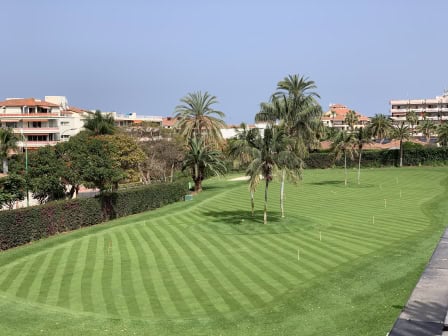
(0, 98, 59, 108)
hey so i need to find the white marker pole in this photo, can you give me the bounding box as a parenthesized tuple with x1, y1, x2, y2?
(372, 216, 375, 225)
(297, 248, 300, 261)
(384, 199, 387, 208)
(319, 231, 322, 241)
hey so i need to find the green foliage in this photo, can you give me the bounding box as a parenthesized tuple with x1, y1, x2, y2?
(28, 146, 66, 203)
(174, 91, 226, 146)
(305, 147, 448, 168)
(182, 137, 226, 192)
(0, 174, 26, 210)
(0, 180, 188, 250)
(84, 110, 116, 135)
(0, 127, 19, 174)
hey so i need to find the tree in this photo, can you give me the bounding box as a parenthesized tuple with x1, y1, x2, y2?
(0, 127, 18, 174)
(138, 138, 185, 183)
(417, 119, 437, 144)
(406, 110, 418, 136)
(344, 110, 359, 131)
(84, 110, 116, 135)
(368, 114, 392, 143)
(102, 133, 146, 183)
(331, 131, 356, 186)
(182, 137, 226, 193)
(81, 136, 125, 192)
(437, 123, 448, 147)
(353, 127, 372, 184)
(28, 146, 66, 203)
(174, 91, 226, 146)
(0, 174, 25, 210)
(246, 127, 291, 224)
(392, 122, 410, 167)
(228, 125, 260, 215)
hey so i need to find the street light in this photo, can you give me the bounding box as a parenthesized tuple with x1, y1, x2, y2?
(20, 128, 29, 207)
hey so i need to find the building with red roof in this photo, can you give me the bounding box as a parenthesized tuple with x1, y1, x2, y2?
(321, 104, 370, 131)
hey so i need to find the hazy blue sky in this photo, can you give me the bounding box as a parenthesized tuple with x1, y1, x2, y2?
(2, 0, 447, 124)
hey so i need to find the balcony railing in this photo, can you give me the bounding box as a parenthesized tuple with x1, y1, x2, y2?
(17, 141, 58, 148)
(13, 127, 59, 134)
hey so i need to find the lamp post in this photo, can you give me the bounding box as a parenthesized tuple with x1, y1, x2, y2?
(20, 128, 29, 207)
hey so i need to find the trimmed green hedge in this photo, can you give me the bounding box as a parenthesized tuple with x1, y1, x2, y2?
(305, 147, 448, 169)
(0, 180, 188, 250)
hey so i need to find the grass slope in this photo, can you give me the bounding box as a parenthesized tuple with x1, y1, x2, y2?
(0, 167, 447, 335)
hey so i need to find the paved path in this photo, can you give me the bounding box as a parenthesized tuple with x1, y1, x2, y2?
(389, 228, 448, 336)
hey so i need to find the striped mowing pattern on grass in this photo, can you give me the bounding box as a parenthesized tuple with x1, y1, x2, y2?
(0, 168, 444, 321)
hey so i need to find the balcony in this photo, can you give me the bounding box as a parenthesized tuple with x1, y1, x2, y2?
(13, 127, 59, 134)
(0, 113, 60, 119)
(17, 141, 58, 148)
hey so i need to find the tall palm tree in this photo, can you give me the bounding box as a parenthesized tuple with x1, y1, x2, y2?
(417, 119, 437, 144)
(182, 137, 226, 193)
(228, 125, 260, 215)
(353, 127, 372, 184)
(392, 122, 410, 167)
(0, 127, 18, 174)
(406, 110, 418, 136)
(246, 127, 289, 224)
(331, 131, 356, 186)
(174, 91, 226, 147)
(368, 114, 392, 144)
(437, 123, 448, 147)
(84, 110, 116, 135)
(344, 110, 359, 131)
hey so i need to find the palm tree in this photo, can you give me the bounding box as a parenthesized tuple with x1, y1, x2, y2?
(331, 131, 356, 186)
(0, 127, 18, 174)
(392, 122, 410, 167)
(353, 127, 372, 184)
(344, 110, 359, 131)
(368, 114, 392, 143)
(84, 110, 116, 135)
(174, 91, 226, 147)
(228, 125, 260, 215)
(437, 123, 448, 147)
(246, 127, 289, 224)
(406, 110, 418, 136)
(417, 119, 437, 144)
(182, 137, 226, 193)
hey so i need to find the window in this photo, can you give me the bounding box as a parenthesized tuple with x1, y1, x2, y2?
(5, 122, 18, 128)
(27, 135, 48, 141)
(61, 121, 70, 126)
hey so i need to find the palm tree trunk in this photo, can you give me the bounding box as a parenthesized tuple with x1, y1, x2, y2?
(344, 152, 347, 186)
(250, 191, 255, 217)
(357, 149, 362, 185)
(280, 170, 285, 218)
(400, 139, 403, 167)
(2, 159, 8, 174)
(264, 179, 269, 225)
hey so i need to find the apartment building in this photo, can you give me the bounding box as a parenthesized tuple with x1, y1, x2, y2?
(321, 104, 370, 130)
(390, 90, 448, 124)
(0, 96, 90, 149)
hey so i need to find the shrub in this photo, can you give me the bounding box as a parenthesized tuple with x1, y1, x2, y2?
(0, 180, 188, 250)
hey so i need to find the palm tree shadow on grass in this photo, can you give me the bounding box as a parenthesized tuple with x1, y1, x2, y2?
(192, 210, 317, 235)
(309, 180, 375, 188)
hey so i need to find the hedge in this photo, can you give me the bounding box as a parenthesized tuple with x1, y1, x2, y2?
(305, 147, 448, 169)
(0, 180, 189, 250)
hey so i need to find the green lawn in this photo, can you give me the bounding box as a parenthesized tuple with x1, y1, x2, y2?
(0, 167, 447, 335)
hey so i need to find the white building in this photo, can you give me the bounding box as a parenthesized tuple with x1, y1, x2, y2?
(390, 90, 448, 124)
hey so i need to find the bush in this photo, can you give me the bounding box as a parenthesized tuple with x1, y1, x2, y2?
(304, 147, 448, 169)
(0, 180, 188, 250)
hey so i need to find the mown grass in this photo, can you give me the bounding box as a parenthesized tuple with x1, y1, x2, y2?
(0, 167, 447, 335)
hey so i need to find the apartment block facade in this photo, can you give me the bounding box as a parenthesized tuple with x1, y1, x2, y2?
(0, 96, 90, 149)
(321, 104, 370, 130)
(390, 90, 448, 124)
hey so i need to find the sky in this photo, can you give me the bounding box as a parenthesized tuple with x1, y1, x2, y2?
(2, 0, 448, 124)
